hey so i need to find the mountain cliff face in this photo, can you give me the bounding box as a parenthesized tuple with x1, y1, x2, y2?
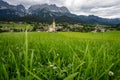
(28, 4, 70, 14)
(28, 4, 70, 19)
(0, 0, 26, 17)
(0, 0, 120, 25)
(0, 0, 10, 8)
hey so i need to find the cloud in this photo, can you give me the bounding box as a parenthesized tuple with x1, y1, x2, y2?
(3, 0, 120, 18)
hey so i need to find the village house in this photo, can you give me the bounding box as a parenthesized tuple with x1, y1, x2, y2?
(0, 26, 11, 32)
(92, 27, 107, 33)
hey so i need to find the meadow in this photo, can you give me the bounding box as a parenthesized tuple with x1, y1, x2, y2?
(0, 31, 120, 80)
(0, 23, 33, 30)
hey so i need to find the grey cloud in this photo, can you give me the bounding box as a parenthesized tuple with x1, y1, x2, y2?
(3, 0, 64, 8)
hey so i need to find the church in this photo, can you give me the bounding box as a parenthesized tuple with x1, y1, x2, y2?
(47, 19, 56, 32)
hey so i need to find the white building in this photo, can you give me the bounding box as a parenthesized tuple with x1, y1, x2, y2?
(47, 19, 56, 32)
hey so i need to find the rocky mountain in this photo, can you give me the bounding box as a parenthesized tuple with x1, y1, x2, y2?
(27, 4, 71, 20)
(0, 0, 10, 8)
(0, 0, 120, 25)
(28, 4, 70, 14)
(0, 0, 26, 18)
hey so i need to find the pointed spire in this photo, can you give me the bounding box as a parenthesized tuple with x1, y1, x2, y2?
(52, 18, 56, 29)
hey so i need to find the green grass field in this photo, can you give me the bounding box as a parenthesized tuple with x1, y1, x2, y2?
(0, 31, 120, 80)
(0, 23, 33, 30)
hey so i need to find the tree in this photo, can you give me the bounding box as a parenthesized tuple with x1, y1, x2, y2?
(116, 23, 120, 30)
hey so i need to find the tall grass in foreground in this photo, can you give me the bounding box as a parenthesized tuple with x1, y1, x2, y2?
(0, 31, 120, 80)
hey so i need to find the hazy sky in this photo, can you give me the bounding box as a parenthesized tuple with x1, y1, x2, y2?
(3, 0, 120, 18)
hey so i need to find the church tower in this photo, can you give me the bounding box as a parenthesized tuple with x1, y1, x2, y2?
(52, 19, 56, 29)
(47, 19, 56, 32)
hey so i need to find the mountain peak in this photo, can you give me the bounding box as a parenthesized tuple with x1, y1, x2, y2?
(28, 3, 70, 14)
(17, 4, 24, 7)
(50, 4, 56, 6)
(16, 4, 25, 9)
(0, 0, 9, 8)
(0, 0, 26, 17)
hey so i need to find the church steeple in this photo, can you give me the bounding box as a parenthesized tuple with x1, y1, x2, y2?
(47, 19, 56, 32)
(52, 19, 56, 29)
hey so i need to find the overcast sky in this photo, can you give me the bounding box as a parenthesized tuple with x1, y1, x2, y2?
(3, 0, 120, 18)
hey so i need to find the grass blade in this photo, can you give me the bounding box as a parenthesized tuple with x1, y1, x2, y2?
(63, 72, 79, 80)
(2, 64, 9, 80)
(22, 65, 42, 80)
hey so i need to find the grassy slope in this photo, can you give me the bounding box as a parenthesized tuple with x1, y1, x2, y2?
(0, 31, 120, 80)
